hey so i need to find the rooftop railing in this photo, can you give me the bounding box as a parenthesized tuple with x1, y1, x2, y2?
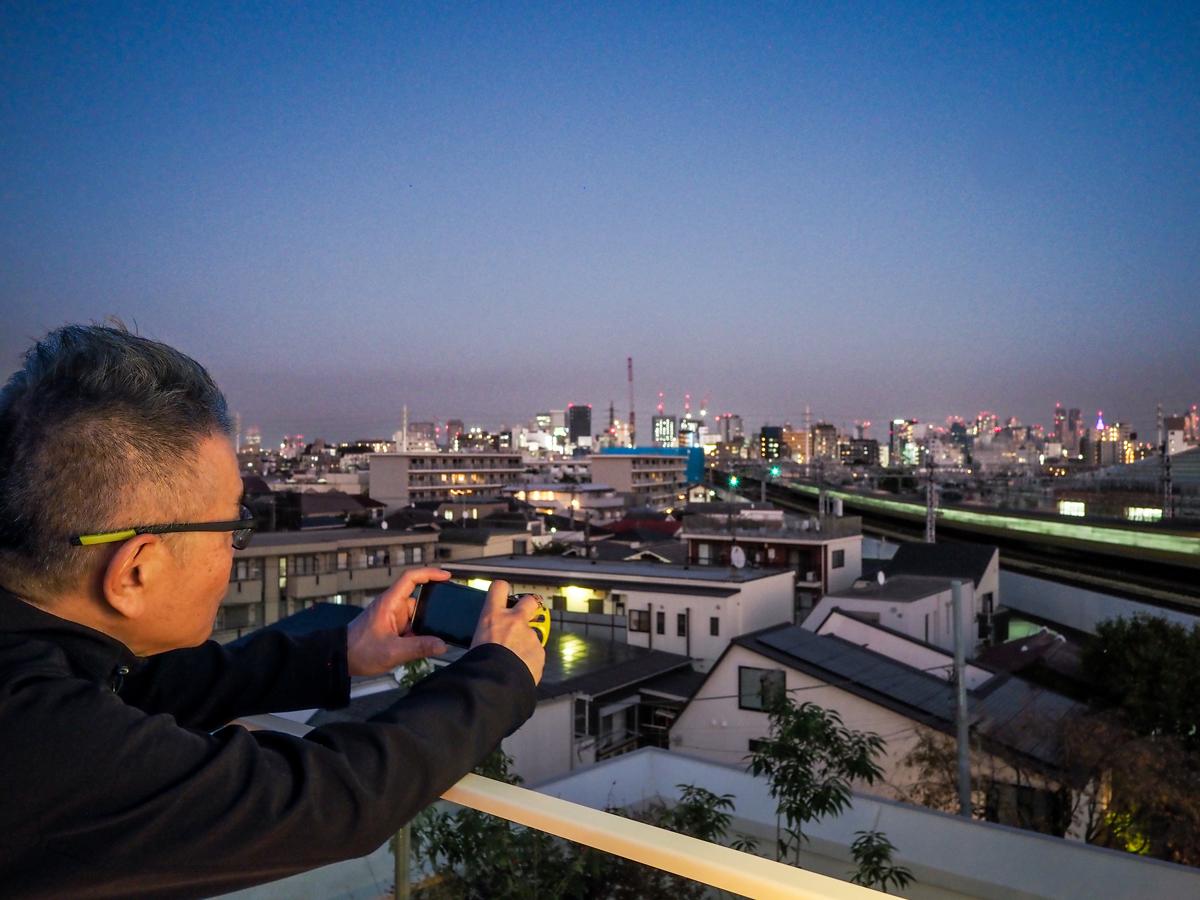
(442, 772, 882, 899)
(239, 713, 885, 899)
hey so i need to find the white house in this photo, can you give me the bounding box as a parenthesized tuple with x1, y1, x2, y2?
(803, 573, 979, 655)
(444, 555, 797, 667)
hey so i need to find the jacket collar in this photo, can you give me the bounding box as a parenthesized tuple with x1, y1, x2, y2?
(0, 587, 142, 684)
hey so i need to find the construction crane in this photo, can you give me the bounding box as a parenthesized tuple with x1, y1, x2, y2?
(627, 357, 635, 447)
(699, 391, 711, 420)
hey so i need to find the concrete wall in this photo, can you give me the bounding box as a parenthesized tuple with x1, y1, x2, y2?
(535, 747, 1200, 900)
(999, 571, 1200, 634)
(825, 534, 863, 593)
(502, 694, 575, 783)
(367, 453, 409, 507)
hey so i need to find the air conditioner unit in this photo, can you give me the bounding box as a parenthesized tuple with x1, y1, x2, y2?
(805, 571, 816, 582)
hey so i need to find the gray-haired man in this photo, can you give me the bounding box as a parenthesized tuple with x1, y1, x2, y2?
(0, 324, 544, 899)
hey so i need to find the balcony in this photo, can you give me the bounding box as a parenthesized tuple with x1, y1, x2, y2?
(224, 719, 1200, 900)
(226, 715, 887, 900)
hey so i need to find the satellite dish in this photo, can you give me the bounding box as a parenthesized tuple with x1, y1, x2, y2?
(877, 570, 886, 585)
(730, 546, 746, 569)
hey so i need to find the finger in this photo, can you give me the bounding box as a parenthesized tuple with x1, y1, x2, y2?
(512, 593, 542, 620)
(483, 580, 512, 613)
(376, 568, 451, 623)
(402, 634, 448, 659)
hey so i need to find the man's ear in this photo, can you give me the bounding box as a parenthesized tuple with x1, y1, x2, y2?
(103, 534, 167, 619)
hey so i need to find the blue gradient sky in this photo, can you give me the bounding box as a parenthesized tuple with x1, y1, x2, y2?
(3, 2, 1197, 443)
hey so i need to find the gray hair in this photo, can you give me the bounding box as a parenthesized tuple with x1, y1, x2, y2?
(0, 324, 230, 598)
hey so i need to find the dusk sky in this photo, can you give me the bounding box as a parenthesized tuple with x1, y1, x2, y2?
(3, 2, 1197, 444)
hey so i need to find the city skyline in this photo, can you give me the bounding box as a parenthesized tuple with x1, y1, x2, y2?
(3, 4, 1197, 443)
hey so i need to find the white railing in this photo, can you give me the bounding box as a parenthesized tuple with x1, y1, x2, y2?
(443, 772, 883, 900)
(237, 713, 884, 899)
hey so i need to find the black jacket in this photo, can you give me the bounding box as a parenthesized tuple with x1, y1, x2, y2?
(0, 588, 537, 899)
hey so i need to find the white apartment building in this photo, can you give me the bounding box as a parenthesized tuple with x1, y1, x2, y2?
(589, 453, 689, 511)
(502, 482, 626, 521)
(368, 451, 524, 508)
(217, 529, 437, 643)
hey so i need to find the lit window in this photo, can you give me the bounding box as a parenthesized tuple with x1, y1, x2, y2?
(1126, 507, 1163, 522)
(1058, 500, 1086, 517)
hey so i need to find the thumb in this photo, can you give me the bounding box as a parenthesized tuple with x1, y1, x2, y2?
(405, 634, 448, 659)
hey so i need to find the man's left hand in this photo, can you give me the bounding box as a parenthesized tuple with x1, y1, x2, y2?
(346, 567, 451, 677)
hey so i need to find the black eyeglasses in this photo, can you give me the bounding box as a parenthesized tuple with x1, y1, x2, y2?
(70, 505, 258, 550)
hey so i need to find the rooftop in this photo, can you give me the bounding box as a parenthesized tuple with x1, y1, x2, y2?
(826, 573, 954, 603)
(883, 542, 998, 588)
(681, 513, 862, 541)
(732, 623, 1081, 765)
(237, 527, 426, 553)
(446, 554, 793, 589)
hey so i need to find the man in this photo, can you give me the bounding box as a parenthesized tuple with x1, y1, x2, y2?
(0, 324, 545, 899)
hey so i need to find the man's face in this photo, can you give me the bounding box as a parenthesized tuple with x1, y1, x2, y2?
(137, 433, 243, 652)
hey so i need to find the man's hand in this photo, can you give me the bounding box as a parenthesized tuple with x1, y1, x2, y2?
(346, 567, 451, 677)
(471, 580, 546, 684)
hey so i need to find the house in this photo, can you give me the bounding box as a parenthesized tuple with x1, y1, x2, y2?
(435, 526, 533, 561)
(671, 620, 1082, 833)
(803, 573, 979, 655)
(443, 555, 797, 666)
(881, 542, 1001, 639)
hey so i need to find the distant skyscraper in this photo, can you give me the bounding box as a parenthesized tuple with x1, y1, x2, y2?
(812, 423, 839, 461)
(445, 419, 465, 450)
(759, 426, 783, 461)
(568, 404, 592, 448)
(716, 414, 743, 443)
(652, 415, 677, 447)
(1053, 404, 1065, 442)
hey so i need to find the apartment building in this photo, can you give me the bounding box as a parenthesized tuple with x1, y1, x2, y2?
(216, 529, 436, 643)
(368, 451, 525, 508)
(678, 507, 863, 618)
(443, 555, 795, 667)
(589, 453, 689, 511)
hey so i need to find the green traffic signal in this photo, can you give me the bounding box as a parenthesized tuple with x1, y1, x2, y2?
(729, 475, 739, 487)
(770, 466, 780, 477)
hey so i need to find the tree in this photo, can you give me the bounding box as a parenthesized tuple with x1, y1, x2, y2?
(746, 695, 886, 865)
(848, 830, 913, 893)
(1082, 614, 1200, 753)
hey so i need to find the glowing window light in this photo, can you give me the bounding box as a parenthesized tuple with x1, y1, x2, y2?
(563, 585, 592, 613)
(1126, 507, 1163, 523)
(1057, 501, 1086, 517)
(468, 578, 493, 591)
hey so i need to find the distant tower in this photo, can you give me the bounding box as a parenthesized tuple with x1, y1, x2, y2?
(1157, 403, 1164, 449)
(234, 412, 242, 451)
(402, 405, 408, 452)
(627, 357, 636, 447)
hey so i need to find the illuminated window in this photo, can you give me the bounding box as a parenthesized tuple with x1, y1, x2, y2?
(1126, 507, 1163, 522)
(1058, 500, 1086, 517)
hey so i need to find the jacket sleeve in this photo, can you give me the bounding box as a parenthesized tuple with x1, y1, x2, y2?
(2, 643, 536, 900)
(118, 626, 351, 730)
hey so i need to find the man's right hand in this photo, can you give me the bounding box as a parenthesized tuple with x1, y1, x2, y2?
(471, 580, 545, 684)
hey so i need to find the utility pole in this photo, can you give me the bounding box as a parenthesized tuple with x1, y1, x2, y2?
(924, 443, 937, 543)
(816, 458, 826, 519)
(951, 580, 971, 818)
(1163, 438, 1174, 520)
(394, 822, 411, 900)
